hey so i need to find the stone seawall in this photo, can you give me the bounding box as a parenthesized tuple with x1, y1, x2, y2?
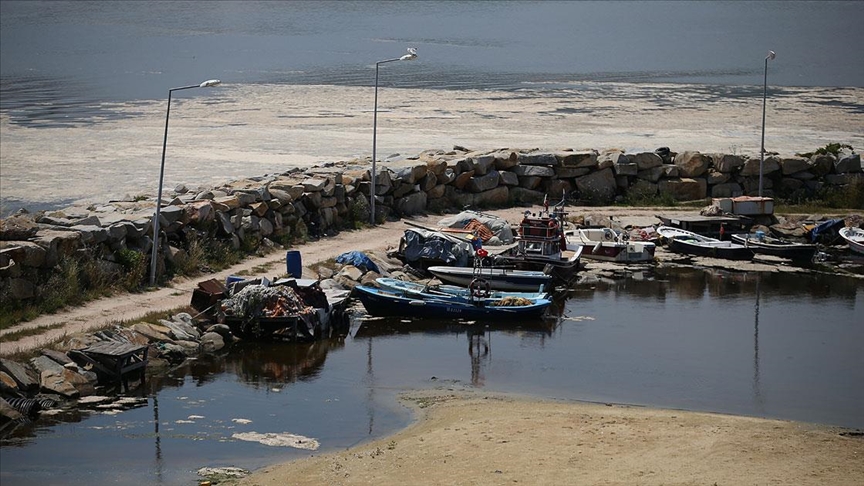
(1, 146, 861, 304)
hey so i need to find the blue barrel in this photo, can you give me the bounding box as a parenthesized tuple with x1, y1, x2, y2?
(226, 275, 244, 286)
(286, 250, 302, 278)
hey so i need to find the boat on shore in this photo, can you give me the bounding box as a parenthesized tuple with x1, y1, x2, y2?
(427, 265, 552, 292)
(564, 227, 656, 263)
(375, 277, 548, 302)
(839, 226, 864, 254)
(490, 203, 582, 285)
(352, 285, 552, 320)
(730, 232, 818, 263)
(656, 226, 754, 261)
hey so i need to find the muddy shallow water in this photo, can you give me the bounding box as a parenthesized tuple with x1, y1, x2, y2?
(1, 267, 862, 485)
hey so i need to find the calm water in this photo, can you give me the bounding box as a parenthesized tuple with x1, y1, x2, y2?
(1, 267, 862, 485)
(2, 1, 863, 125)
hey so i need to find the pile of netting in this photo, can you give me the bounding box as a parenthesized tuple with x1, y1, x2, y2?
(220, 285, 314, 319)
(490, 296, 533, 307)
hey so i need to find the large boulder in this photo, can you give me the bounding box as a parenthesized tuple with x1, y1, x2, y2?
(467, 171, 501, 193)
(673, 151, 711, 177)
(713, 154, 746, 173)
(710, 182, 744, 198)
(630, 152, 664, 171)
(517, 152, 558, 166)
(396, 191, 428, 216)
(557, 151, 597, 168)
(575, 168, 617, 204)
(512, 165, 555, 177)
(835, 150, 861, 173)
(492, 150, 519, 170)
(741, 156, 781, 177)
(779, 157, 810, 175)
(658, 178, 707, 201)
(0, 216, 38, 241)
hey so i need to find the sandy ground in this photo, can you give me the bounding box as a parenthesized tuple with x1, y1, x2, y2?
(2, 83, 862, 211)
(240, 389, 864, 486)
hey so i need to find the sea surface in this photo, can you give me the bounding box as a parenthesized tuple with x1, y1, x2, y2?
(0, 268, 862, 485)
(1, 1, 863, 216)
(2, 1, 863, 123)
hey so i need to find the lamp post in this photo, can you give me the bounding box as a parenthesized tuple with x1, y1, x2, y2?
(758, 50, 775, 198)
(149, 79, 221, 286)
(370, 48, 417, 225)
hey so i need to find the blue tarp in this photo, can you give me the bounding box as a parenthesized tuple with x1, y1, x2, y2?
(810, 218, 845, 243)
(336, 251, 380, 274)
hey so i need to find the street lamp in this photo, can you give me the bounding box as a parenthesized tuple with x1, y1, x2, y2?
(149, 79, 221, 286)
(370, 47, 417, 225)
(758, 50, 775, 198)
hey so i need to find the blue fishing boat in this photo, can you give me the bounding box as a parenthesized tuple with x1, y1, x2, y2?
(375, 277, 548, 302)
(352, 285, 552, 320)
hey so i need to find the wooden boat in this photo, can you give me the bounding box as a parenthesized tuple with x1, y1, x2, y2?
(491, 204, 582, 286)
(839, 226, 864, 254)
(655, 214, 752, 240)
(352, 285, 552, 320)
(375, 277, 548, 302)
(656, 226, 754, 261)
(564, 227, 656, 263)
(730, 232, 818, 263)
(427, 265, 552, 292)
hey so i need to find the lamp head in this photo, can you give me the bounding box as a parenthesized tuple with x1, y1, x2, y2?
(766, 51, 776, 61)
(200, 79, 222, 88)
(400, 47, 418, 61)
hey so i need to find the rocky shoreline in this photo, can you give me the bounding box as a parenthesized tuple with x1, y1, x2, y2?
(2, 145, 861, 306)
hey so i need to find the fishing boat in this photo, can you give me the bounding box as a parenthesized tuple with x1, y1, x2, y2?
(426, 265, 552, 292)
(730, 232, 818, 263)
(564, 227, 656, 263)
(490, 202, 582, 285)
(375, 277, 548, 302)
(839, 226, 864, 254)
(656, 226, 754, 261)
(352, 285, 552, 320)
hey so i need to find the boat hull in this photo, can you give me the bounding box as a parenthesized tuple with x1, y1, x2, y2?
(730, 234, 817, 263)
(565, 229, 656, 262)
(667, 238, 754, 261)
(375, 278, 548, 301)
(427, 266, 552, 292)
(839, 227, 864, 254)
(657, 226, 754, 261)
(353, 285, 551, 320)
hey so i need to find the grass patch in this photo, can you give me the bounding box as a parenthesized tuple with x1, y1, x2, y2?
(0, 323, 67, 343)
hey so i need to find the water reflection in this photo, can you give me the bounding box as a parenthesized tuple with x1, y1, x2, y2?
(0, 267, 861, 485)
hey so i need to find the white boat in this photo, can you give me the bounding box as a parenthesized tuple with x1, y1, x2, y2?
(839, 226, 864, 254)
(427, 265, 552, 292)
(564, 227, 656, 263)
(655, 226, 754, 261)
(375, 277, 548, 301)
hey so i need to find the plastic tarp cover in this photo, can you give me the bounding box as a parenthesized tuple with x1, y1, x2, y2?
(437, 211, 514, 244)
(810, 218, 845, 243)
(335, 251, 380, 274)
(402, 229, 470, 267)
